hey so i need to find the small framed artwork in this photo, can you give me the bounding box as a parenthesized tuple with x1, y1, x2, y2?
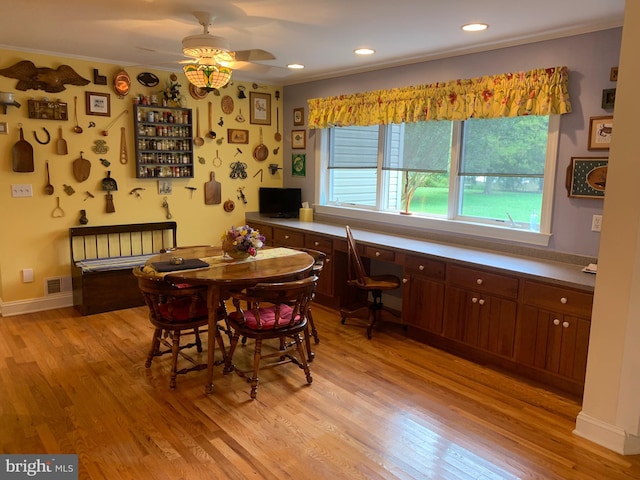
(158, 179, 173, 195)
(249, 91, 271, 125)
(228, 128, 249, 144)
(0, 122, 7, 134)
(601, 89, 616, 109)
(85, 91, 110, 116)
(293, 107, 305, 126)
(566, 157, 608, 198)
(588, 116, 613, 150)
(292, 154, 306, 177)
(610, 67, 619, 82)
(292, 129, 306, 149)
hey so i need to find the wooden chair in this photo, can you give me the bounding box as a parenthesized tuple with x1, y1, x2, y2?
(223, 276, 318, 399)
(133, 267, 226, 389)
(293, 248, 325, 361)
(340, 225, 402, 339)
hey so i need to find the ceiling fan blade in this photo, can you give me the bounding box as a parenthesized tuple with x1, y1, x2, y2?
(234, 49, 276, 62)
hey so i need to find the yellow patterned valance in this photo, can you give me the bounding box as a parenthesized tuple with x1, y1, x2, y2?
(307, 66, 571, 129)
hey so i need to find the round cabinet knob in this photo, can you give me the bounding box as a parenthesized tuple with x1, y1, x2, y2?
(476, 278, 483, 285)
(472, 297, 478, 303)
(478, 299, 485, 305)
(326, 258, 331, 263)
(553, 318, 560, 326)
(560, 297, 567, 304)
(284, 235, 290, 239)
(375, 251, 381, 257)
(314, 241, 319, 246)
(562, 321, 570, 328)
(402, 278, 408, 284)
(419, 265, 425, 271)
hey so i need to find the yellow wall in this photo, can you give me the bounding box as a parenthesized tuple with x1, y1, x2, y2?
(0, 49, 283, 303)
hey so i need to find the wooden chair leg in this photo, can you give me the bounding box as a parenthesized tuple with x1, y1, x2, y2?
(307, 308, 320, 344)
(194, 327, 203, 353)
(294, 334, 313, 385)
(303, 326, 314, 362)
(169, 330, 181, 389)
(224, 332, 241, 374)
(145, 327, 163, 368)
(250, 339, 263, 400)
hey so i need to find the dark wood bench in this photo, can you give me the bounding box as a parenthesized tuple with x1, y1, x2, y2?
(70, 222, 177, 315)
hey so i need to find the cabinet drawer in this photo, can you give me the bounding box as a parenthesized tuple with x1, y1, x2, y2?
(273, 228, 304, 248)
(305, 234, 333, 254)
(447, 264, 519, 298)
(404, 254, 445, 280)
(522, 280, 593, 318)
(363, 245, 396, 263)
(248, 223, 273, 245)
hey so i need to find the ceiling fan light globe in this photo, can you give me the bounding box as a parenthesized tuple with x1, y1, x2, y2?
(183, 64, 232, 90)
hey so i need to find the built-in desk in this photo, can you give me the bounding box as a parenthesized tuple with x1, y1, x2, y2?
(246, 212, 596, 396)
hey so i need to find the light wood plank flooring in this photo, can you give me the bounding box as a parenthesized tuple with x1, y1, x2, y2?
(1, 304, 639, 479)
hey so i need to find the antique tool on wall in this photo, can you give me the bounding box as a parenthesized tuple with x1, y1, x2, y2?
(194, 107, 204, 146)
(120, 127, 128, 164)
(102, 171, 118, 213)
(101, 109, 129, 136)
(72, 151, 91, 182)
(274, 107, 281, 142)
(185, 186, 197, 199)
(253, 127, 268, 162)
(207, 101, 216, 139)
(161, 197, 172, 219)
(63, 184, 75, 195)
(129, 187, 145, 198)
(51, 197, 65, 218)
(44, 161, 54, 195)
(73, 96, 82, 133)
(33, 127, 50, 145)
(237, 187, 247, 204)
(56, 127, 68, 154)
(204, 171, 222, 205)
(12, 124, 34, 172)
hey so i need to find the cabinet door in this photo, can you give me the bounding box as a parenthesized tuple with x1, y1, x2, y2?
(517, 306, 590, 382)
(444, 286, 516, 357)
(305, 234, 333, 297)
(402, 274, 445, 334)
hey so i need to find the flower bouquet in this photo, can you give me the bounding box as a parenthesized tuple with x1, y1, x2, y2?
(221, 225, 265, 259)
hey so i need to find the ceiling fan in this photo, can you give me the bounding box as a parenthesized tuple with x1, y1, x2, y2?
(181, 11, 275, 67)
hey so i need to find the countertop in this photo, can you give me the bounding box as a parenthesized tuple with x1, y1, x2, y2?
(246, 213, 596, 292)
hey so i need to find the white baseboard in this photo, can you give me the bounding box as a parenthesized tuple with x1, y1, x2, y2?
(574, 412, 640, 455)
(0, 293, 74, 317)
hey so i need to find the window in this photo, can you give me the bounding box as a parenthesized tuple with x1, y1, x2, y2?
(319, 115, 559, 244)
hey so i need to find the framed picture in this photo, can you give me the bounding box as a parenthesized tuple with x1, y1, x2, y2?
(292, 129, 306, 149)
(292, 154, 306, 177)
(158, 179, 173, 195)
(249, 92, 271, 125)
(228, 128, 249, 144)
(601, 88, 616, 109)
(85, 91, 110, 116)
(566, 157, 608, 198)
(293, 107, 305, 126)
(588, 116, 613, 150)
(0, 122, 7, 134)
(610, 67, 618, 81)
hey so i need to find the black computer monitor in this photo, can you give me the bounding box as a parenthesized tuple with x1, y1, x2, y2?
(258, 187, 302, 218)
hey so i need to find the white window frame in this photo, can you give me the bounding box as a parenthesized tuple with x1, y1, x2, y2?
(314, 116, 559, 247)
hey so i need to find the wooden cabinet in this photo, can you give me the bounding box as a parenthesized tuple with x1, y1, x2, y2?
(402, 254, 445, 334)
(246, 222, 273, 246)
(444, 264, 519, 358)
(272, 227, 304, 248)
(305, 234, 334, 298)
(516, 280, 593, 384)
(133, 104, 193, 178)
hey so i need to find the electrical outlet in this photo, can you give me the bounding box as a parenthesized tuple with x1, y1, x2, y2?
(11, 184, 33, 197)
(592, 214, 603, 232)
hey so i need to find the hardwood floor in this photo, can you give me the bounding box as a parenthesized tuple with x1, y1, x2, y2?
(1, 303, 639, 479)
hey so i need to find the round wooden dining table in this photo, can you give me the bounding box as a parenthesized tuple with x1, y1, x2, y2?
(145, 246, 315, 393)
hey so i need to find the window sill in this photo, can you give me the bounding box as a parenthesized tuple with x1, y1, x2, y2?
(315, 205, 551, 247)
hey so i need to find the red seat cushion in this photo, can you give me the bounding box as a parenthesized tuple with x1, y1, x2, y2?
(158, 296, 208, 322)
(230, 304, 302, 330)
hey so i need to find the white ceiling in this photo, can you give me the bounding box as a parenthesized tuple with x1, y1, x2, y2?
(1, 0, 625, 86)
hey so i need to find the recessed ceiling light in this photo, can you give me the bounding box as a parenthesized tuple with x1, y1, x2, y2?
(287, 63, 305, 70)
(461, 23, 489, 32)
(354, 48, 375, 56)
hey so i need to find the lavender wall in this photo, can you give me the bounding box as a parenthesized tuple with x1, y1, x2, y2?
(282, 28, 622, 258)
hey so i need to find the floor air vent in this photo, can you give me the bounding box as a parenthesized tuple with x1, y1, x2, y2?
(45, 276, 72, 295)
